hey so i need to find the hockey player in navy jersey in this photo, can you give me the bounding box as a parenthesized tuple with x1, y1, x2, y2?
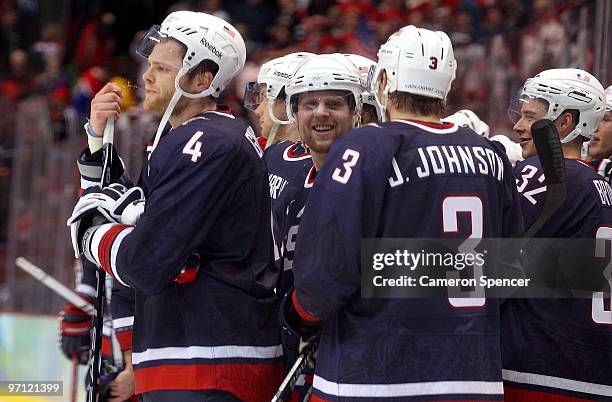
(282, 26, 523, 401)
(277, 53, 364, 294)
(67, 11, 282, 402)
(271, 53, 365, 399)
(244, 52, 314, 259)
(503, 69, 612, 401)
(588, 85, 612, 182)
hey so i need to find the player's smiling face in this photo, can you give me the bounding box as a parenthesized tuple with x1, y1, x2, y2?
(513, 97, 548, 159)
(590, 111, 612, 160)
(295, 90, 356, 156)
(142, 39, 183, 116)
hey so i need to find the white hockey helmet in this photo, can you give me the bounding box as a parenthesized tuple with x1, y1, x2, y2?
(244, 52, 314, 123)
(368, 25, 456, 119)
(509, 68, 605, 143)
(285, 53, 364, 122)
(137, 11, 246, 156)
(605, 85, 612, 112)
(443, 109, 490, 137)
(344, 53, 382, 121)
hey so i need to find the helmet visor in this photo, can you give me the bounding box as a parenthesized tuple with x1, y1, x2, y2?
(243, 82, 267, 111)
(508, 89, 550, 125)
(137, 25, 167, 59)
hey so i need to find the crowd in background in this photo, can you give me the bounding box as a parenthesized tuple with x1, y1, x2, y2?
(0, 0, 601, 304)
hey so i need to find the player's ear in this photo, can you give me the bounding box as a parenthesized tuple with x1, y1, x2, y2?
(556, 110, 576, 137)
(194, 71, 214, 92)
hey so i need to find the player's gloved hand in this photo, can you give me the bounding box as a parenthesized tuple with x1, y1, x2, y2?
(59, 297, 93, 365)
(67, 184, 143, 257)
(280, 288, 320, 341)
(77, 146, 125, 190)
(112, 190, 145, 226)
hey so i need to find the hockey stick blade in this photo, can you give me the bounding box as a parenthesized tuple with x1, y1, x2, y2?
(15, 257, 95, 315)
(523, 119, 567, 239)
(271, 340, 318, 402)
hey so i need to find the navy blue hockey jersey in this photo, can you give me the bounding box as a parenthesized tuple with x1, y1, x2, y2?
(264, 140, 312, 260)
(292, 120, 524, 401)
(501, 156, 612, 401)
(86, 111, 283, 400)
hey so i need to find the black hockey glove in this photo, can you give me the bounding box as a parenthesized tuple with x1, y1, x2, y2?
(280, 288, 320, 342)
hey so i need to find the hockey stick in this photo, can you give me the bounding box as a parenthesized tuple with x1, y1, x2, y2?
(88, 119, 115, 402)
(523, 119, 567, 238)
(71, 355, 78, 402)
(271, 339, 318, 402)
(15, 257, 95, 315)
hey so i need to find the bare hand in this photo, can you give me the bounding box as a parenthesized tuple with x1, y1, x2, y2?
(106, 367, 135, 402)
(90, 82, 123, 136)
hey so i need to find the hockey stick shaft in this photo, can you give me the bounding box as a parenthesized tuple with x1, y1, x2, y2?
(71, 355, 78, 402)
(15, 257, 95, 315)
(271, 340, 318, 402)
(523, 119, 567, 239)
(88, 119, 114, 402)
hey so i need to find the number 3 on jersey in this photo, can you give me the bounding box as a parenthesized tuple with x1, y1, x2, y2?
(183, 131, 204, 162)
(332, 149, 360, 184)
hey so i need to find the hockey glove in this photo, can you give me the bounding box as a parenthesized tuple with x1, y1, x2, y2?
(280, 288, 320, 342)
(59, 297, 93, 365)
(68, 184, 144, 257)
(77, 147, 126, 190)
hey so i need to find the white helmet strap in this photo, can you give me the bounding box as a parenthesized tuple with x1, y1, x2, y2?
(148, 65, 218, 161)
(148, 90, 182, 162)
(268, 100, 291, 126)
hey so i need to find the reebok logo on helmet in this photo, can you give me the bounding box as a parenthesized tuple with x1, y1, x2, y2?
(274, 71, 292, 79)
(200, 37, 223, 59)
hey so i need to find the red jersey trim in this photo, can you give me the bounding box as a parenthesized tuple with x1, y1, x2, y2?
(98, 224, 131, 276)
(504, 385, 597, 402)
(116, 330, 133, 351)
(571, 158, 595, 170)
(292, 289, 321, 323)
(134, 362, 283, 402)
(399, 119, 455, 129)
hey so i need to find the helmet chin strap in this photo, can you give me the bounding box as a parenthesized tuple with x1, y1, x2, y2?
(266, 100, 291, 147)
(268, 100, 291, 126)
(148, 66, 216, 160)
(148, 90, 182, 161)
(559, 128, 583, 144)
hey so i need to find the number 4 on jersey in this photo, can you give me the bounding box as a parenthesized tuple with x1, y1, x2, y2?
(183, 131, 204, 162)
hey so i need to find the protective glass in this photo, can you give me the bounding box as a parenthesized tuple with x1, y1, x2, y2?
(296, 92, 353, 112)
(507, 90, 550, 125)
(137, 25, 166, 59)
(243, 82, 267, 111)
